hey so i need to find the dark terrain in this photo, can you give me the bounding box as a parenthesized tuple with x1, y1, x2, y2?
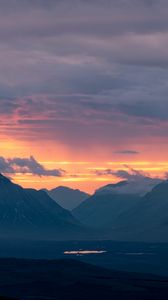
(0, 258, 168, 300)
(0, 174, 87, 240)
(0, 239, 168, 276)
(1, 174, 168, 299)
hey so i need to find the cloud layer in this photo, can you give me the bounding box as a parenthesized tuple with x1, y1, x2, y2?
(0, 0, 168, 156)
(95, 167, 162, 195)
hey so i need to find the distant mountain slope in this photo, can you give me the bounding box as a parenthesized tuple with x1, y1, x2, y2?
(108, 180, 168, 241)
(73, 186, 141, 228)
(73, 180, 168, 242)
(0, 258, 167, 300)
(46, 186, 90, 210)
(96, 178, 161, 196)
(0, 174, 84, 239)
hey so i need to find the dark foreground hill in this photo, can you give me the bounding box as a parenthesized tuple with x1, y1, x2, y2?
(0, 258, 168, 300)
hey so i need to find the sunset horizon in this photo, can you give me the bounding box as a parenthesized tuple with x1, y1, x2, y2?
(1, 154, 168, 193)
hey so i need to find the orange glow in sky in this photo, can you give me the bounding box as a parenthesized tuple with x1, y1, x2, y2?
(7, 158, 168, 193)
(1, 133, 168, 194)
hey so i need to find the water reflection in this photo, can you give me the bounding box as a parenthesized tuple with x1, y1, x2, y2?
(64, 250, 106, 255)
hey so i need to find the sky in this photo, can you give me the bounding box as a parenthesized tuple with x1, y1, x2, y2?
(1, 0, 168, 193)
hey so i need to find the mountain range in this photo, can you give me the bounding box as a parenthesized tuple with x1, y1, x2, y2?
(73, 179, 154, 228)
(1, 172, 168, 242)
(0, 174, 85, 239)
(73, 180, 168, 242)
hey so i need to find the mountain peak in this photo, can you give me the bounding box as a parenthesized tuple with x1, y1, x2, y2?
(51, 186, 86, 193)
(97, 181, 128, 191)
(95, 181, 128, 195)
(47, 186, 90, 210)
(0, 173, 11, 184)
(52, 186, 74, 192)
(95, 177, 162, 196)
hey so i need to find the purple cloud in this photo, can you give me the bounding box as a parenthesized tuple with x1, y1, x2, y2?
(0, 156, 65, 177)
(0, 0, 168, 152)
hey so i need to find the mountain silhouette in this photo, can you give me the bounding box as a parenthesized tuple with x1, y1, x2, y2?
(73, 184, 141, 228)
(73, 180, 168, 242)
(95, 178, 161, 196)
(110, 180, 168, 241)
(45, 186, 90, 210)
(0, 174, 84, 239)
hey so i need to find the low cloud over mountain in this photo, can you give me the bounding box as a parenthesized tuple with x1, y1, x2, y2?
(94, 168, 162, 196)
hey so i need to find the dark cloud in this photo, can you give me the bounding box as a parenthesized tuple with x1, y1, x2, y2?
(0, 156, 65, 177)
(94, 168, 145, 179)
(0, 1, 168, 149)
(114, 150, 139, 155)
